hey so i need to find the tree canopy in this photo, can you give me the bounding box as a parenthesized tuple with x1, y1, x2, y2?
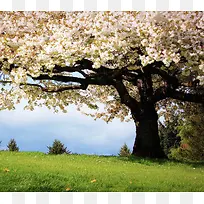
(0, 12, 203, 120)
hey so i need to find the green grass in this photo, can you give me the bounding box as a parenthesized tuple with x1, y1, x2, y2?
(0, 151, 204, 192)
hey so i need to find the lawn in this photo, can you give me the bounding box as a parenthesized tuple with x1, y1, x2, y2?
(0, 151, 204, 192)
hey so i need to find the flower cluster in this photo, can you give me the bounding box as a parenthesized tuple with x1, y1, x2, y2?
(0, 12, 203, 117)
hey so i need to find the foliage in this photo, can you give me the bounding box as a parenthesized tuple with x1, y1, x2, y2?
(7, 139, 19, 152)
(1, 151, 204, 192)
(159, 118, 181, 157)
(0, 11, 203, 120)
(47, 139, 71, 155)
(170, 105, 204, 162)
(118, 143, 131, 157)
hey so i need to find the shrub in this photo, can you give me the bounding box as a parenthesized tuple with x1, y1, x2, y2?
(47, 139, 71, 155)
(7, 139, 19, 152)
(118, 143, 131, 157)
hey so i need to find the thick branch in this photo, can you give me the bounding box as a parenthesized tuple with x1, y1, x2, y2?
(112, 80, 140, 117)
(170, 90, 204, 103)
(33, 74, 87, 84)
(153, 86, 204, 104)
(32, 73, 114, 87)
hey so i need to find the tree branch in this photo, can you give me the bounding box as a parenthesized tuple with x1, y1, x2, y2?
(22, 84, 84, 92)
(32, 74, 87, 84)
(0, 80, 85, 92)
(153, 86, 204, 104)
(153, 86, 170, 102)
(52, 59, 95, 73)
(170, 90, 204, 104)
(151, 67, 179, 88)
(112, 79, 140, 117)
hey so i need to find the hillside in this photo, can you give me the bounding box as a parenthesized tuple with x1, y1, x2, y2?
(0, 151, 204, 192)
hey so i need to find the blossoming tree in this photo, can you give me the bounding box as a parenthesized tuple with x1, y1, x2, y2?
(0, 11, 203, 158)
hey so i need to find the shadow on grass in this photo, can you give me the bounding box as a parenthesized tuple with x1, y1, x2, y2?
(70, 153, 204, 168)
(117, 155, 204, 167)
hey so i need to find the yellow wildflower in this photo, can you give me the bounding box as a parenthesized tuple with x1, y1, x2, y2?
(4, 168, 10, 172)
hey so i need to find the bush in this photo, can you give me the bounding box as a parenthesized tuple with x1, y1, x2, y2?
(118, 143, 131, 157)
(47, 139, 71, 155)
(7, 139, 19, 152)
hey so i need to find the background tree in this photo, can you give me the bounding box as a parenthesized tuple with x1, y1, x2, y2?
(47, 139, 71, 155)
(0, 12, 203, 158)
(170, 104, 204, 162)
(159, 117, 181, 157)
(7, 139, 19, 152)
(118, 143, 131, 157)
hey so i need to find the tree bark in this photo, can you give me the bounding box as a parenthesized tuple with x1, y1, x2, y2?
(131, 74, 166, 158)
(131, 106, 166, 158)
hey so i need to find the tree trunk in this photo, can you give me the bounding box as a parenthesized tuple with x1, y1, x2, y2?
(113, 73, 166, 158)
(132, 74, 166, 158)
(132, 108, 166, 158)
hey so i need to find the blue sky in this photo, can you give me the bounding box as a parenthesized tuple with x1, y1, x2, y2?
(0, 103, 135, 155)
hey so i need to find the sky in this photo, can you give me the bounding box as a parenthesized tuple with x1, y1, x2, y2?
(0, 102, 135, 155)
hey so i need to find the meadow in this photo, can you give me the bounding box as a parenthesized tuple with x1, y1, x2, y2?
(0, 151, 204, 192)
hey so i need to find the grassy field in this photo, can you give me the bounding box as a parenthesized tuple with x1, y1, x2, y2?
(0, 151, 204, 192)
